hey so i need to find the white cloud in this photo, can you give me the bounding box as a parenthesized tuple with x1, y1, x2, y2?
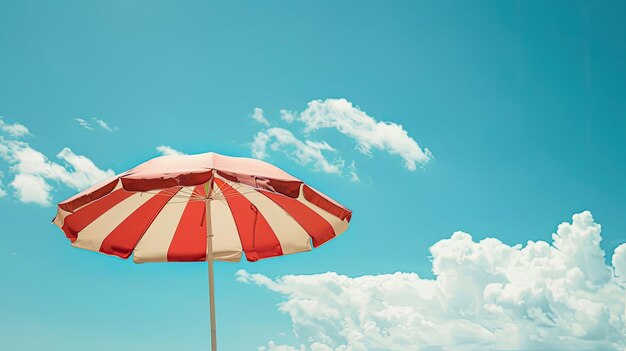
(300, 99, 432, 171)
(156, 145, 186, 156)
(280, 109, 296, 123)
(348, 161, 359, 183)
(75, 118, 93, 130)
(75, 117, 116, 132)
(252, 108, 271, 126)
(93, 117, 114, 132)
(239, 211, 626, 351)
(252, 128, 344, 175)
(0, 138, 115, 206)
(0, 117, 30, 137)
(55, 147, 115, 189)
(251, 131, 271, 159)
(258, 342, 305, 351)
(614, 244, 626, 285)
(0, 171, 6, 198)
(10, 173, 52, 206)
(249, 99, 430, 181)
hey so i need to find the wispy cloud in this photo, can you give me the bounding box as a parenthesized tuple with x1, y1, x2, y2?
(93, 118, 114, 132)
(75, 117, 116, 132)
(75, 118, 93, 131)
(251, 107, 271, 126)
(155, 145, 185, 156)
(0, 117, 30, 137)
(300, 99, 432, 171)
(0, 121, 114, 206)
(279, 109, 296, 123)
(240, 211, 626, 351)
(252, 128, 344, 175)
(249, 99, 432, 181)
(348, 161, 359, 182)
(0, 171, 6, 198)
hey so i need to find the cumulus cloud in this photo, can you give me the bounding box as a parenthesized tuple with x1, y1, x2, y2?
(252, 108, 271, 126)
(300, 99, 432, 171)
(0, 130, 115, 206)
(10, 173, 52, 205)
(75, 117, 116, 132)
(0, 117, 29, 137)
(239, 211, 626, 351)
(614, 244, 626, 285)
(252, 128, 344, 175)
(156, 145, 185, 156)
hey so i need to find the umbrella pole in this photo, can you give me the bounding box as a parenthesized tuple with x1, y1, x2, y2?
(206, 199, 217, 351)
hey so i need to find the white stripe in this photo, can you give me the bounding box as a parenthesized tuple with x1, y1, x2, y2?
(133, 189, 194, 263)
(297, 186, 349, 237)
(227, 180, 312, 255)
(208, 197, 243, 262)
(72, 191, 156, 252)
(53, 207, 71, 228)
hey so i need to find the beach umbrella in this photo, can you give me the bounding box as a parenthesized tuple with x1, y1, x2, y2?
(52, 152, 352, 351)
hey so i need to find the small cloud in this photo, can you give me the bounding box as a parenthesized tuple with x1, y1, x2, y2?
(75, 118, 94, 131)
(348, 161, 360, 182)
(259, 341, 303, 351)
(251, 108, 271, 126)
(156, 145, 186, 156)
(252, 128, 344, 175)
(279, 109, 296, 123)
(10, 251, 17, 256)
(251, 132, 271, 159)
(93, 117, 115, 132)
(75, 117, 116, 132)
(0, 171, 6, 198)
(0, 117, 30, 137)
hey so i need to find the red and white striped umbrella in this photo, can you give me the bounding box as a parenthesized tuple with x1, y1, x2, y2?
(52, 152, 352, 350)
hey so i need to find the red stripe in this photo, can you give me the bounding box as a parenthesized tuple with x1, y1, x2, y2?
(99, 189, 180, 259)
(303, 185, 352, 221)
(58, 177, 119, 212)
(61, 189, 134, 242)
(214, 178, 283, 262)
(167, 185, 208, 262)
(259, 190, 336, 247)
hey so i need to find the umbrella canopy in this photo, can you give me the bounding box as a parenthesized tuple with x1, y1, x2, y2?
(53, 152, 351, 263)
(52, 152, 352, 350)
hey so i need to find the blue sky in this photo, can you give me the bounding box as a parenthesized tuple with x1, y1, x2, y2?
(1, 1, 625, 350)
